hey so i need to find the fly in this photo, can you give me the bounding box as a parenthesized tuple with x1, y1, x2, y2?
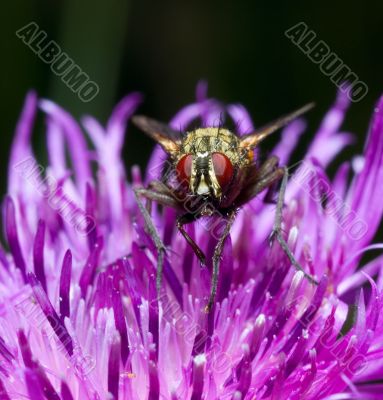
(133, 103, 318, 312)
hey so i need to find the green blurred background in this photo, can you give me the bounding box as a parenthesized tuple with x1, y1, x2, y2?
(1, 0, 382, 194)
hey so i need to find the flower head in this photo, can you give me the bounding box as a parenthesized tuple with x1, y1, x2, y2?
(0, 83, 383, 399)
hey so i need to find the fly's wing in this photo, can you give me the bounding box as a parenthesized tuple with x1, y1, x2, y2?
(132, 115, 182, 156)
(239, 103, 315, 150)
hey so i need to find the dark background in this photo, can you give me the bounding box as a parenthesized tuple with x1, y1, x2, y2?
(1, 0, 382, 194)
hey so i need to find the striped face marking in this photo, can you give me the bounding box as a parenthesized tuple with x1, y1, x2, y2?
(193, 151, 218, 196)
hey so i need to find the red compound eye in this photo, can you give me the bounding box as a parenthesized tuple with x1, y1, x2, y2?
(176, 154, 193, 185)
(212, 152, 234, 188)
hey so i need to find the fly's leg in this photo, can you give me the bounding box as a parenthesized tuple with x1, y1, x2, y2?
(255, 156, 279, 180)
(205, 210, 237, 313)
(270, 167, 318, 285)
(247, 155, 279, 181)
(256, 156, 281, 204)
(177, 214, 206, 265)
(134, 187, 180, 296)
(236, 157, 318, 285)
(235, 164, 285, 207)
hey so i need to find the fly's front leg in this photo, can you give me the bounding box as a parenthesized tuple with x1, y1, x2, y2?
(205, 210, 237, 313)
(134, 186, 180, 297)
(176, 214, 206, 265)
(270, 167, 318, 285)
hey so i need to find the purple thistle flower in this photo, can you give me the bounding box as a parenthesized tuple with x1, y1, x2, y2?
(0, 82, 383, 399)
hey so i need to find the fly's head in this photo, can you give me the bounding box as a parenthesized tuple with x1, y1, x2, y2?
(175, 128, 249, 200)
